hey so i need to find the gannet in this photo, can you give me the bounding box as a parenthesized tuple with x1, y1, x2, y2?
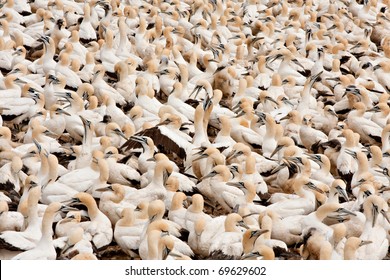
(356, 195, 390, 260)
(12, 202, 70, 260)
(114, 208, 143, 258)
(67, 192, 113, 250)
(208, 213, 249, 259)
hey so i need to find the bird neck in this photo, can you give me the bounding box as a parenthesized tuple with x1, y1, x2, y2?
(152, 163, 167, 186)
(147, 230, 160, 260)
(98, 159, 109, 183)
(245, 189, 256, 203)
(40, 209, 56, 243)
(86, 200, 99, 219)
(111, 189, 124, 204)
(242, 233, 257, 254)
(357, 156, 369, 173)
(39, 153, 50, 182)
(319, 241, 333, 260)
(120, 212, 135, 227)
(48, 157, 59, 182)
(170, 196, 184, 211)
(190, 198, 204, 213)
(343, 242, 358, 260)
(260, 216, 272, 239)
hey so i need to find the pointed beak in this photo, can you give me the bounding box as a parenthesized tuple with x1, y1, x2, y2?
(337, 207, 356, 216)
(290, 58, 304, 70)
(226, 150, 241, 161)
(241, 252, 260, 260)
(265, 96, 278, 105)
(192, 153, 208, 162)
(350, 43, 361, 50)
(54, 92, 67, 99)
(336, 186, 349, 202)
(43, 129, 58, 138)
(57, 108, 71, 116)
(0, 106, 10, 112)
(367, 106, 380, 113)
(63, 198, 82, 207)
(267, 53, 282, 64)
(328, 109, 338, 117)
(226, 182, 242, 188)
(311, 71, 323, 83)
(157, 119, 170, 126)
(359, 240, 372, 247)
(345, 149, 357, 158)
(372, 204, 379, 227)
(270, 145, 283, 158)
(288, 156, 303, 165)
(59, 205, 79, 213)
(95, 186, 113, 192)
(237, 220, 249, 229)
(305, 182, 324, 194)
(252, 229, 269, 239)
(201, 171, 216, 180)
(192, 85, 204, 99)
(130, 135, 145, 143)
(236, 110, 246, 118)
(381, 209, 390, 224)
(32, 139, 42, 153)
(115, 129, 128, 141)
(231, 102, 241, 112)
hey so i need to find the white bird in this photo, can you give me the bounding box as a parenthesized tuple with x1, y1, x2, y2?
(41, 104, 70, 137)
(266, 175, 324, 218)
(12, 202, 68, 260)
(344, 237, 373, 260)
(357, 195, 390, 260)
(209, 213, 248, 259)
(124, 157, 173, 205)
(0, 186, 42, 252)
(79, 3, 97, 42)
(299, 114, 328, 152)
(55, 211, 82, 238)
(168, 192, 188, 229)
(97, 184, 134, 226)
(54, 53, 82, 89)
(67, 192, 113, 250)
(255, 213, 288, 253)
(114, 208, 143, 258)
(301, 203, 356, 243)
(41, 153, 78, 205)
(0, 156, 24, 193)
(201, 165, 245, 213)
(92, 65, 125, 105)
(167, 82, 195, 121)
(347, 102, 382, 145)
(104, 146, 140, 186)
(57, 227, 95, 260)
(57, 150, 105, 193)
(0, 201, 24, 232)
(184, 194, 212, 234)
(139, 220, 192, 260)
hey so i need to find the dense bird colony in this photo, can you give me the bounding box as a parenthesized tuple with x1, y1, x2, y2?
(1, 0, 390, 260)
